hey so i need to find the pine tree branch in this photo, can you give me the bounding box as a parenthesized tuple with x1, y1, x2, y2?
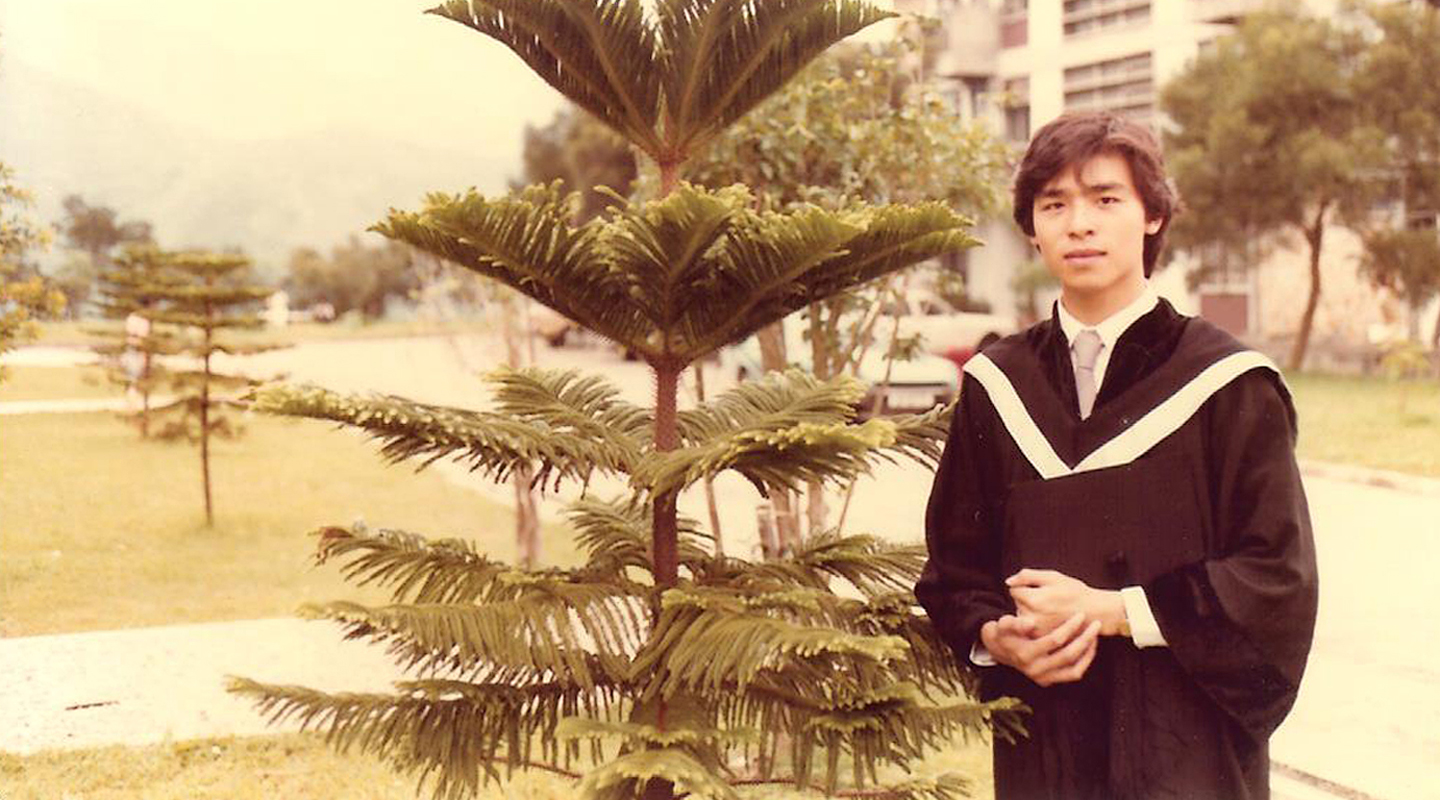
(566, 497, 715, 577)
(488, 366, 652, 451)
(375, 183, 653, 354)
(248, 382, 638, 488)
(428, 0, 665, 158)
(684, 202, 978, 359)
(304, 589, 647, 688)
(634, 592, 910, 697)
(227, 676, 597, 799)
(659, 0, 896, 157)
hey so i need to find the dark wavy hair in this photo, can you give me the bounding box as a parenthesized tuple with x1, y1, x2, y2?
(1013, 111, 1178, 277)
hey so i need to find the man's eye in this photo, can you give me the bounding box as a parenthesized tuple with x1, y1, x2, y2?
(1041, 202, 1063, 211)
(1099, 196, 1121, 205)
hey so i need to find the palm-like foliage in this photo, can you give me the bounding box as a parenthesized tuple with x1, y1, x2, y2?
(378, 183, 975, 367)
(232, 2, 1016, 798)
(428, 0, 892, 168)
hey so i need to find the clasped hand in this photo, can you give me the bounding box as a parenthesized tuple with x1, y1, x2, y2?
(979, 568, 1122, 687)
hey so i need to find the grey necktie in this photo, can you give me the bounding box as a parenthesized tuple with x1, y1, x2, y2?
(1071, 329, 1103, 420)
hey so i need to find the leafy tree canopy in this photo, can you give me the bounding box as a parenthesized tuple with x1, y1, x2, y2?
(284, 235, 419, 321)
(1161, 1, 1388, 369)
(677, 38, 1009, 215)
(0, 162, 64, 371)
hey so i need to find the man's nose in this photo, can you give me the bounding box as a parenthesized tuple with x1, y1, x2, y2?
(1067, 205, 1095, 238)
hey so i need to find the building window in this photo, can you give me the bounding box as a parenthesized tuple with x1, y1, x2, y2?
(1063, 0, 1151, 38)
(1063, 52, 1154, 120)
(1002, 77, 1030, 143)
(1001, 0, 1028, 48)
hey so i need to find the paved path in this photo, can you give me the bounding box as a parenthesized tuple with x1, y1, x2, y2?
(0, 619, 406, 753)
(3, 339, 1438, 799)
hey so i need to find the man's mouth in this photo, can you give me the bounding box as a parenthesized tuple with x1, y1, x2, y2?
(1064, 249, 1105, 261)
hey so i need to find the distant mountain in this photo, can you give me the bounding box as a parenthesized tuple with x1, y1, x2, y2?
(0, 58, 518, 275)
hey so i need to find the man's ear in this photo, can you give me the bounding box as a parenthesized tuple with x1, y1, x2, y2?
(1145, 217, 1164, 235)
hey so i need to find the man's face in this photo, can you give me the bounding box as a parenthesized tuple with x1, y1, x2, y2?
(1030, 152, 1162, 303)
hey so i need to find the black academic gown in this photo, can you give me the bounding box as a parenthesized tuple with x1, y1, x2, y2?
(916, 300, 1319, 800)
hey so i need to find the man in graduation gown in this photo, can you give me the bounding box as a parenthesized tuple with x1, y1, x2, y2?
(916, 112, 1318, 800)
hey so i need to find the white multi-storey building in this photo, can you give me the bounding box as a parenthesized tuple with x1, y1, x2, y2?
(894, 0, 1433, 366)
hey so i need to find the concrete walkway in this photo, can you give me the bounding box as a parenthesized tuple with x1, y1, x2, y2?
(0, 619, 406, 754)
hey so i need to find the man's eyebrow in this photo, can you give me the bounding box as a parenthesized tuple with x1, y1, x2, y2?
(1037, 187, 1069, 198)
(1082, 182, 1127, 194)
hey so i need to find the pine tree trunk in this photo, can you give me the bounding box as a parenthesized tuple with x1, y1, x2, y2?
(643, 162, 685, 800)
(200, 313, 214, 527)
(652, 364, 682, 586)
(1288, 208, 1327, 372)
(139, 348, 152, 440)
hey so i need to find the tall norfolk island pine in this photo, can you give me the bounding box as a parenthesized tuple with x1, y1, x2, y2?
(231, 3, 1020, 799)
(145, 250, 278, 525)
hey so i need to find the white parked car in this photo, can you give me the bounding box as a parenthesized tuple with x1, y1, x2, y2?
(725, 324, 961, 418)
(873, 294, 1015, 365)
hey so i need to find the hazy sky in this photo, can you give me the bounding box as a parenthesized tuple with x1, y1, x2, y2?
(0, 0, 567, 146)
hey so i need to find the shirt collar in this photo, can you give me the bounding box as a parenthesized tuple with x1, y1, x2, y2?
(1056, 284, 1159, 353)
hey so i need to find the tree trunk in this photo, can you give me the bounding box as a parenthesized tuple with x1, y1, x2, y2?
(1288, 208, 1328, 372)
(645, 161, 684, 800)
(652, 363, 682, 586)
(694, 363, 724, 557)
(500, 291, 541, 566)
(805, 480, 828, 536)
(139, 348, 152, 439)
(513, 463, 540, 569)
(200, 312, 214, 527)
(805, 306, 829, 536)
(754, 321, 800, 550)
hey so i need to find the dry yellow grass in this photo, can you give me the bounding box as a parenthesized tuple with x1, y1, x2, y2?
(0, 410, 576, 636)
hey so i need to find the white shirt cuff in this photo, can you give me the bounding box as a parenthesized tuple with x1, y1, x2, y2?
(1121, 586, 1167, 648)
(969, 640, 997, 666)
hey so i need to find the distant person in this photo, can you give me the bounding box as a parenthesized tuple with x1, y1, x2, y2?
(916, 111, 1318, 799)
(122, 312, 151, 410)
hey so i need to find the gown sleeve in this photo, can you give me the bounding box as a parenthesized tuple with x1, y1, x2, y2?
(915, 375, 1014, 663)
(1144, 369, 1319, 742)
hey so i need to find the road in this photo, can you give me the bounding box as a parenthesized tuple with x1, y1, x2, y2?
(3, 334, 1438, 798)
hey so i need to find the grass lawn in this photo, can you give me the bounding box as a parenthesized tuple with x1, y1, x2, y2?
(0, 733, 992, 800)
(0, 411, 577, 637)
(0, 364, 119, 402)
(1287, 372, 1440, 477)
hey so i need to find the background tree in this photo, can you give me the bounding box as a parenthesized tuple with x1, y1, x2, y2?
(1161, 3, 1386, 370)
(145, 250, 280, 526)
(284, 235, 419, 321)
(509, 103, 644, 559)
(232, 2, 1020, 799)
(1358, 227, 1440, 364)
(0, 162, 64, 377)
(88, 245, 187, 437)
(677, 38, 1010, 540)
(1352, 0, 1440, 359)
(1008, 258, 1060, 328)
(519, 105, 639, 224)
(53, 194, 154, 317)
